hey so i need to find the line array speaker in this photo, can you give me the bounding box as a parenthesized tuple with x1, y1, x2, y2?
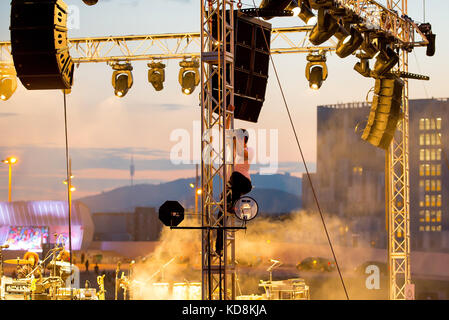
(212, 11, 272, 123)
(361, 75, 404, 149)
(10, 0, 74, 90)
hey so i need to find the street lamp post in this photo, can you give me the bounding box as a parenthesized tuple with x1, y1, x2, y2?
(1, 157, 17, 202)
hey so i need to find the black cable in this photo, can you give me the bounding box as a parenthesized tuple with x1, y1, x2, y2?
(249, 0, 350, 299)
(63, 91, 73, 298)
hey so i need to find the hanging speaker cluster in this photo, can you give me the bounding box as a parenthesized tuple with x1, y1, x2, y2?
(10, 0, 74, 90)
(211, 11, 272, 123)
(361, 75, 404, 150)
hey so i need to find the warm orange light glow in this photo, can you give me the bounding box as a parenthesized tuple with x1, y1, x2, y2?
(2, 157, 18, 165)
(196, 188, 202, 195)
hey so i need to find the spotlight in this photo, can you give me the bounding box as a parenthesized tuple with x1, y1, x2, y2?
(372, 46, 399, 78)
(82, 0, 98, 5)
(148, 62, 166, 91)
(336, 27, 363, 58)
(179, 58, 200, 95)
(288, 1, 316, 25)
(0, 65, 18, 102)
(309, 8, 339, 45)
(305, 53, 328, 90)
(111, 62, 133, 98)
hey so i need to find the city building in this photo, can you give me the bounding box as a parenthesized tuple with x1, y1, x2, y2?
(92, 207, 162, 241)
(302, 98, 449, 252)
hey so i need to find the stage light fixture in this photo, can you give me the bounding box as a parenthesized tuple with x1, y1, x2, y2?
(418, 23, 436, 57)
(288, 1, 316, 25)
(372, 46, 399, 78)
(309, 0, 334, 9)
(359, 34, 379, 59)
(354, 58, 371, 78)
(179, 58, 200, 95)
(234, 196, 259, 222)
(305, 53, 328, 90)
(0, 65, 18, 101)
(82, 0, 98, 5)
(159, 200, 185, 227)
(111, 62, 133, 98)
(309, 8, 339, 45)
(148, 61, 166, 92)
(336, 26, 363, 58)
(259, 0, 293, 20)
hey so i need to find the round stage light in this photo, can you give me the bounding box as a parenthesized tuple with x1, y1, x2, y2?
(234, 196, 259, 222)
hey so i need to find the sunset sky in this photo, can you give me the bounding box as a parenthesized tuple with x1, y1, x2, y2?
(0, 0, 447, 201)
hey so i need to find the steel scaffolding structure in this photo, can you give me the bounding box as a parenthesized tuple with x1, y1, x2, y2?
(200, 0, 235, 300)
(0, 26, 334, 64)
(386, 0, 412, 301)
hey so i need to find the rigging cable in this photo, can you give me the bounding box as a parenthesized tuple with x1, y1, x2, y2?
(62, 90, 73, 298)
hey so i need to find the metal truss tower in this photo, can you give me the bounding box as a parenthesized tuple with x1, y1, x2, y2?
(200, 0, 235, 300)
(386, 0, 412, 301)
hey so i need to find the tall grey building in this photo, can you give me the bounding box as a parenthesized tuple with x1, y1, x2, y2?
(302, 98, 449, 251)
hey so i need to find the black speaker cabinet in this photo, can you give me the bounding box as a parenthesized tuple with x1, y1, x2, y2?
(361, 76, 404, 149)
(211, 11, 272, 123)
(10, 0, 74, 90)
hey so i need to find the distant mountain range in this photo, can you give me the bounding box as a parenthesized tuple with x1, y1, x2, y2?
(77, 173, 302, 215)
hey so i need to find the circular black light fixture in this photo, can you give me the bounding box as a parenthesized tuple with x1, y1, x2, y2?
(159, 201, 185, 227)
(234, 196, 259, 222)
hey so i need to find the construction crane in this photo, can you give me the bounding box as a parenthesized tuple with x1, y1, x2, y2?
(0, 0, 431, 300)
